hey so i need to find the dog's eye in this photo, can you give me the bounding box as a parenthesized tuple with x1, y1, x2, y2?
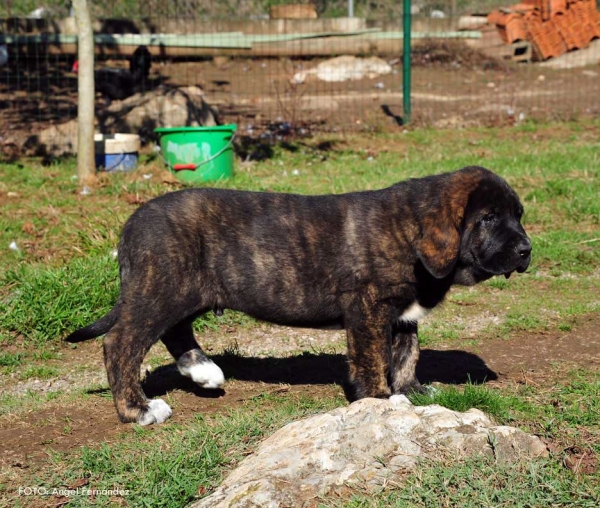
(480, 213, 496, 224)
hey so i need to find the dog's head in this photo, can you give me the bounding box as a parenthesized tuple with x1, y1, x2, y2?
(416, 166, 531, 286)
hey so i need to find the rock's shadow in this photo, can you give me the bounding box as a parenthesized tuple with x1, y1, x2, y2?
(143, 349, 497, 399)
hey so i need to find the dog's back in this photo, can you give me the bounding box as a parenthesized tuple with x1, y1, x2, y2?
(119, 187, 403, 327)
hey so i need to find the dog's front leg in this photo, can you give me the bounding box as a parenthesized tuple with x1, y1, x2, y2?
(390, 321, 425, 394)
(344, 297, 393, 400)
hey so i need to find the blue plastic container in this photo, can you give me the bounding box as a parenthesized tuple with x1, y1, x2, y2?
(94, 134, 140, 172)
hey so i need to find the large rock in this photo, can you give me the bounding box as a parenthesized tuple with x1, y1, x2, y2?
(28, 119, 81, 157)
(26, 86, 218, 157)
(192, 396, 547, 508)
(102, 85, 218, 136)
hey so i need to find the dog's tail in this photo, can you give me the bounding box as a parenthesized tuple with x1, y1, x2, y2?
(64, 305, 120, 343)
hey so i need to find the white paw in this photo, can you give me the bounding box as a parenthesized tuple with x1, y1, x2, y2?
(179, 360, 225, 389)
(389, 394, 412, 406)
(137, 399, 173, 426)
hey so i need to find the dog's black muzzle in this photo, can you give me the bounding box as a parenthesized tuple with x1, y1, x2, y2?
(505, 236, 531, 278)
(515, 236, 532, 273)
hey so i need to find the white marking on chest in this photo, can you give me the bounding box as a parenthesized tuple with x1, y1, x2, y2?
(399, 302, 431, 323)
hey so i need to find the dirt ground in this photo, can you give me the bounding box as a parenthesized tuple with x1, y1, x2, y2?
(1, 42, 599, 158)
(1, 312, 599, 471)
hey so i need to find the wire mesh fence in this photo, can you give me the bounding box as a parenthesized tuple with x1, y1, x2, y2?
(1, 1, 599, 160)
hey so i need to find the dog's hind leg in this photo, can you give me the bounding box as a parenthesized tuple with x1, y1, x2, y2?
(103, 319, 173, 425)
(161, 318, 225, 390)
(390, 321, 425, 395)
(103, 297, 206, 425)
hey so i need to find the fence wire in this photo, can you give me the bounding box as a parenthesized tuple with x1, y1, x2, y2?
(1, 1, 599, 160)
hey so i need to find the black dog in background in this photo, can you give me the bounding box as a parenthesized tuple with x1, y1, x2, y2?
(65, 166, 531, 425)
(72, 45, 152, 102)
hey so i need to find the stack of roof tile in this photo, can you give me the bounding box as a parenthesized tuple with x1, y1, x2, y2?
(488, 0, 600, 60)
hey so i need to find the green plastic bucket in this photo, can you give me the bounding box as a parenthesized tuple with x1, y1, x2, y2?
(154, 124, 236, 183)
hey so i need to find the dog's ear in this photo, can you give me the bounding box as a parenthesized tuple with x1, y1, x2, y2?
(416, 187, 469, 279)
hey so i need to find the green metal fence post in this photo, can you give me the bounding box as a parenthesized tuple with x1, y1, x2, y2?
(402, 0, 412, 123)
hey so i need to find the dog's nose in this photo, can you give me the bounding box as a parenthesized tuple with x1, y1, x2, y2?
(516, 238, 532, 259)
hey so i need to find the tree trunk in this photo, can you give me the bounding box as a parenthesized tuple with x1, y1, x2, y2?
(72, 0, 96, 186)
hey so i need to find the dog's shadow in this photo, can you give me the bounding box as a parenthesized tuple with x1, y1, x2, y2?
(143, 349, 498, 399)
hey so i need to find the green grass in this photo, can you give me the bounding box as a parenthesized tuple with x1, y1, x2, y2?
(0, 390, 64, 417)
(530, 231, 600, 275)
(336, 458, 600, 507)
(19, 365, 60, 380)
(0, 352, 24, 367)
(31, 350, 60, 361)
(409, 382, 521, 423)
(25, 392, 344, 508)
(0, 256, 119, 344)
(0, 254, 254, 344)
(524, 372, 600, 438)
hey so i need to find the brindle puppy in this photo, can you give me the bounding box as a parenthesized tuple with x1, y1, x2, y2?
(65, 166, 531, 425)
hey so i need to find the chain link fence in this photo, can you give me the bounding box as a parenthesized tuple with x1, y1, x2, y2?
(1, 1, 599, 160)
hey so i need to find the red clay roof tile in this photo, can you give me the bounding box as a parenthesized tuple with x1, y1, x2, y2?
(507, 16, 529, 41)
(490, 0, 600, 59)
